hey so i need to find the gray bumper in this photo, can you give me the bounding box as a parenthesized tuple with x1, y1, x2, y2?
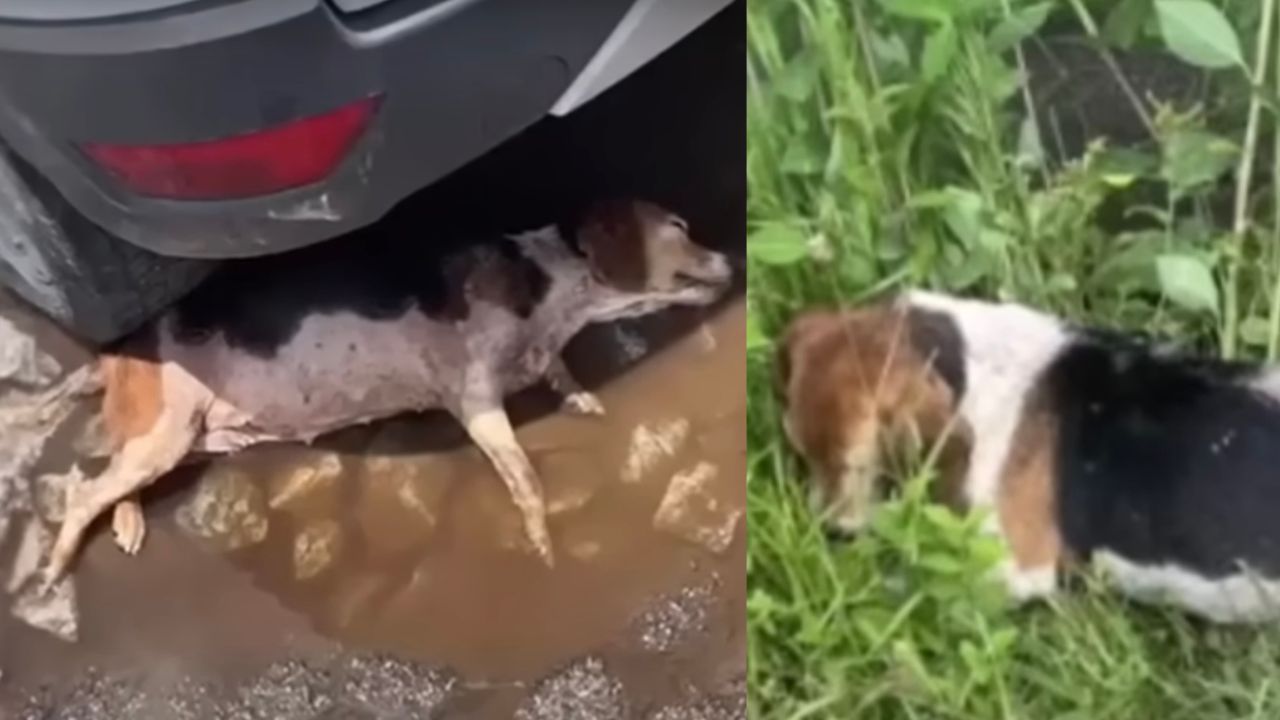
(0, 0, 642, 258)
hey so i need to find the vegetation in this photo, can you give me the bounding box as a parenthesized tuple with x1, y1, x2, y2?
(747, 0, 1280, 717)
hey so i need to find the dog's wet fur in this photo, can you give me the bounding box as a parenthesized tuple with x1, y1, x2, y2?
(779, 292, 1280, 622)
(46, 198, 733, 585)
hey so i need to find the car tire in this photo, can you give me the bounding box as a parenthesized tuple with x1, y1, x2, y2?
(0, 145, 213, 345)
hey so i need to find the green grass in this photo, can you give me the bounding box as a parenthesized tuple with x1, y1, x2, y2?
(747, 0, 1280, 717)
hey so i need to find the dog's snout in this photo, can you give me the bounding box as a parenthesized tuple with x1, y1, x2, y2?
(680, 250, 734, 287)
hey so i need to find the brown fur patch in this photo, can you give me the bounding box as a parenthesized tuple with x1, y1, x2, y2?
(100, 353, 164, 449)
(780, 303, 971, 515)
(996, 390, 1063, 574)
(576, 200, 650, 291)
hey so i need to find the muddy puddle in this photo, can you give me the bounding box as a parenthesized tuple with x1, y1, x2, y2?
(0, 296, 746, 719)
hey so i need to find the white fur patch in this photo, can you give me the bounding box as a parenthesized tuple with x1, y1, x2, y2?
(1095, 550, 1280, 623)
(999, 560, 1057, 602)
(1250, 368, 1280, 403)
(904, 292, 1070, 518)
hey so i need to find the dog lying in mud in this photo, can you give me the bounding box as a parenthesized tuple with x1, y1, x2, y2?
(779, 291, 1280, 623)
(44, 198, 732, 584)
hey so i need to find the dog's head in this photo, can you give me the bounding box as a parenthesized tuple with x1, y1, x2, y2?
(573, 199, 733, 318)
(777, 301, 970, 535)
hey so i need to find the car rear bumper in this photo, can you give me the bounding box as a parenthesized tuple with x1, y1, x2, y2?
(0, 0, 647, 258)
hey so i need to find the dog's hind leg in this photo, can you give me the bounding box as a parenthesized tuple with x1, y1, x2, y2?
(45, 404, 200, 585)
(457, 399, 554, 566)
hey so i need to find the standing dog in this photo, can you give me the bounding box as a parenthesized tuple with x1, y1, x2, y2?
(46, 198, 732, 583)
(779, 291, 1280, 622)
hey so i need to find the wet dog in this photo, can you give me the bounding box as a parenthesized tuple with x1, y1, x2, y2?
(779, 291, 1280, 622)
(45, 199, 732, 583)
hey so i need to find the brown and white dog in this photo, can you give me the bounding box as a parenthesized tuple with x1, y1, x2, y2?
(44, 198, 733, 584)
(780, 291, 1280, 623)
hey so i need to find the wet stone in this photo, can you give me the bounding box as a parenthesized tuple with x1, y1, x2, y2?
(294, 519, 344, 580)
(653, 462, 741, 554)
(0, 316, 61, 389)
(269, 452, 345, 520)
(631, 583, 714, 653)
(356, 454, 452, 559)
(514, 656, 628, 720)
(621, 418, 690, 484)
(176, 464, 270, 552)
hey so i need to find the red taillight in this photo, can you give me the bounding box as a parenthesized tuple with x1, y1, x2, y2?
(81, 96, 380, 201)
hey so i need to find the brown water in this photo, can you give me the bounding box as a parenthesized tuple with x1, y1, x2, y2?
(0, 297, 746, 718)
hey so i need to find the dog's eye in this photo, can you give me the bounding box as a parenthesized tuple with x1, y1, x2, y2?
(670, 216, 689, 232)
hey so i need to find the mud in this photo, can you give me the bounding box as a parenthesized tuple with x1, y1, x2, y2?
(0, 298, 745, 718)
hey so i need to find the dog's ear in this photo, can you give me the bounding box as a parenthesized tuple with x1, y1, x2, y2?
(575, 199, 650, 292)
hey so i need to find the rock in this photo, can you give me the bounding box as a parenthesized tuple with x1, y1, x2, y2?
(356, 455, 452, 559)
(293, 519, 343, 580)
(621, 418, 690, 484)
(176, 463, 269, 552)
(653, 462, 741, 554)
(33, 464, 85, 524)
(268, 452, 344, 519)
(514, 656, 628, 720)
(0, 316, 60, 390)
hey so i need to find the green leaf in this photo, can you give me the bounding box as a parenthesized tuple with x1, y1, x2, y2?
(1160, 129, 1238, 195)
(987, 2, 1053, 53)
(1156, 253, 1220, 315)
(1240, 316, 1271, 347)
(747, 303, 769, 352)
(1103, 0, 1154, 48)
(1015, 114, 1045, 169)
(773, 49, 820, 102)
(780, 141, 823, 175)
(869, 31, 911, 69)
(1155, 0, 1244, 69)
(922, 23, 958, 84)
(748, 223, 809, 266)
(941, 187, 984, 247)
(876, 0, 954, 23)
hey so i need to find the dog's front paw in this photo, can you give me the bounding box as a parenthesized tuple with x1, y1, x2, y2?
(563, 391, 606, 416)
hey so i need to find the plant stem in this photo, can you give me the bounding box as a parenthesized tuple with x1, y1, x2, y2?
(1065, 0, 1155, 137)
(1271, 0, 1280, 361)
(1227, 0, 1278, 359)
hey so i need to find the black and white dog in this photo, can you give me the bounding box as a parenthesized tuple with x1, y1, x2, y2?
(45, 198, 733, 583)
(779, 291, 1280, 622)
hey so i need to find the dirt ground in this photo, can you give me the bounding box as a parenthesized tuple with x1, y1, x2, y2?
(0, 4, 745, 717)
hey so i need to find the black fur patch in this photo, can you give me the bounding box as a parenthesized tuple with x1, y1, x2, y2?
(1046, 334, 1280, 578)
(170, 225, 557, 359)
(906, 306, 967, 401)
